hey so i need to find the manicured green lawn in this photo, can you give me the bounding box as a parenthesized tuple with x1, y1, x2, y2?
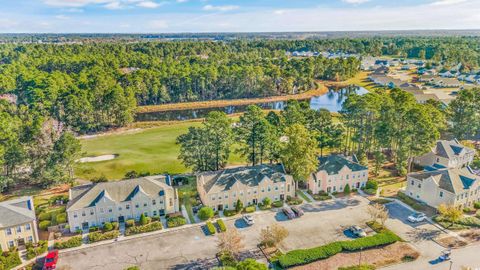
(296, 190, 313, 203)
(74, 122, 246, 180)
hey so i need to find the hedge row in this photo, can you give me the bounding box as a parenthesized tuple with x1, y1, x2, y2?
(88, 230, 120, 243)
(278, 231, 401, 267)
(125, 221, 162, 236)
(243, 206, 256, 213)
(54, 236, 83, 250)
(217, 219, 227, 232)
(206, 221, 216, 235)
(167, 216, 187, 228)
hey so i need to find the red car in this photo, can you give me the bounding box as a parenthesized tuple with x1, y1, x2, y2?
(43, 250, 59, 270)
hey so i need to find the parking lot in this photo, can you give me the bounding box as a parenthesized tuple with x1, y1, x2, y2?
(57, 195, 372, 270)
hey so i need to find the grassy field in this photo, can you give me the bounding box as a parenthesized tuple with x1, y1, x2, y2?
(74, 121, 246, 180)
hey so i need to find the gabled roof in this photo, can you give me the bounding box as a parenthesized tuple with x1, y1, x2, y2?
(409, 167, 479, 194)
(317, 155, 368, 175)
(434, 139, 475, 159)
(67, 175, 172, 212)
(198, 164, 292, 194)
(0, 197, 36, 228)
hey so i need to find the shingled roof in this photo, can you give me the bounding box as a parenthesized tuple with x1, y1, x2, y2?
(317, 155, 368, 175)
(408, 167, 479, 194)
(434, 139, 475, 159)
(198, 164, 292, 194)
(0, 197, 36, 229)
(67, 175, 171, 212)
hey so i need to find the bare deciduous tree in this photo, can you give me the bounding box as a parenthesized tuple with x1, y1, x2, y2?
(259, 224, 289, 247)
(217, 227, 245, 256)
(367, 203, 389, 225)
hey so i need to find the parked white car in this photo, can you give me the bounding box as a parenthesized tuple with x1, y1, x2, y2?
(407, 212, 427, 223)
(243, 215, 254, 226)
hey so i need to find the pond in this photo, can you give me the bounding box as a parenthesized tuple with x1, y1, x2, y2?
(135, 86, 368, 122)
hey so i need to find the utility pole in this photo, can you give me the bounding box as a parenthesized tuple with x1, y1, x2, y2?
(358, 247, 363, 266)
(449, 261, 453, 270)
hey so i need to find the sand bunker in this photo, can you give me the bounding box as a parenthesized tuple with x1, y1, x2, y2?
(77, 154, 118, 163)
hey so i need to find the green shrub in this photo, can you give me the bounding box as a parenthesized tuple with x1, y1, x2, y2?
(243, 206, 256, 213)
(139, 214, 149, 225)
(111, 222, 119, 230)
(55, 213, 67, 224)
(223, 209, 237, 217)
(365, 180, 378, 191)
(125, 221, 162, 236)
(206, 221, 216, 235)
(0, 249, 21, 269)
(457, 216, 480, 227)
(217, 219, 227, 232)
(219, 251, 237, 267)
(198, 207, 215, 220)
(366, 221, 386, 233)
(38, 212, 51, 222)
(167, 216, 187, 228)
(278, 231, 400, 267)
(124, 267, 140, 270)
(126, 219, 135, 227)
(262, 197, 272, 207)
(26, 240, 48, 259)
(88, 230, 119, 243)
(344, 184, 351, 195)
(89, 226, 99, 232)
(474, 202, 480, 210)
(54, 236, 83, 249)
(272, 200, 284, 208)
(39, 220, 51, 231)
(286, 196, 302, 205)
(463, 207, 473, 213)
(103, 222, 114, 231)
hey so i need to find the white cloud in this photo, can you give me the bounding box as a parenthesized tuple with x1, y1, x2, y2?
(430, 0, 468, 5)
(273, 10, 287, 15)
(104, 1, 123, 9)
(177, 0, 188, 2)
(55, 15, 70, 19)
(62, 8, 84, 12)
(342, 0, 370, 4)
(203, 5, 239, 11)
(136, 1, 162, 8)
(43, 0, 112, 7)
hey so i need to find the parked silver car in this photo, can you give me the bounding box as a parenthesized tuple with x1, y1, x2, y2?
(348, 225, 367, 238)
(291, 206, 304, 217)
(282, 206, 296, 219)
(242, 215, 254, 226)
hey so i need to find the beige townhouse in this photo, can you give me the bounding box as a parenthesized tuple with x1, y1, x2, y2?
(66, 175, 179, 232)
(413, 139, 475, 169)
(0, 197, 38, 251)
(406, 166, 480, 209)
(308, 154, 368, 194)
(196, 164, 295, 211)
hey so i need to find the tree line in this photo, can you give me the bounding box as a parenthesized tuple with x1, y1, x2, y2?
(177, 87, 449, 183)
(0, 42, 360, 133)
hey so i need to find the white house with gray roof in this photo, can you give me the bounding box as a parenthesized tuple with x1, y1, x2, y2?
(406, 166, 480, 209)
(66, 175, 178, 232)
(307, 154, 368, 194)
(0, 197, 38, 251)
(196, 164, 295, 211)
(413, 139, 475, 170)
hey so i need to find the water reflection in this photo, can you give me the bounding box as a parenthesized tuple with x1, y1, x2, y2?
(135, 86, 368, 122)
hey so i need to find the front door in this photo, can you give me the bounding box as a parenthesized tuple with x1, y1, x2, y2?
(253, 199, 258, 205)
(280, 194, 285, 201)
(82, 222, 89, 230)
(118, 216, 125, 223)
(17, 238, 25, 247)
(218, 204, 223, 211)
(356, 182, 360, 188)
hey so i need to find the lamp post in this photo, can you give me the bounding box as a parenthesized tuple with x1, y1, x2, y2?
(449, 261, 453, 270)
(358, 247, 363, 266)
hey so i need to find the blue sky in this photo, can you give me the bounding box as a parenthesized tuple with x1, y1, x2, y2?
(0, 0, 479, 33)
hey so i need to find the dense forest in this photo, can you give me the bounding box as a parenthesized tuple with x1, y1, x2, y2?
(0, 41, 360, 133)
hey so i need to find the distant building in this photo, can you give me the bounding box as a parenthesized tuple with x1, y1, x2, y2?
(0, 197, 38, 251)
(414, 139, 475, 170)
(307, 155, 368, 194)
(196, 164, 295, 211)
(66, 176, 179, 232)
(406, 166, 480, 209)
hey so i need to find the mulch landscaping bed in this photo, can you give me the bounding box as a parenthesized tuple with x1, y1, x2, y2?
(291, 242, 419, 270)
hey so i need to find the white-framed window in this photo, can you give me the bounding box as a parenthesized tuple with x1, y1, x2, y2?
(126, 204, 130, 209)
(100, 208, 104, 213)
(74, 212, 78, 218)
(8, 241, 14, 248)
(6, 228, 12, 235)
(25, 223, 31, 231)
(439, 191, 443, 197)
